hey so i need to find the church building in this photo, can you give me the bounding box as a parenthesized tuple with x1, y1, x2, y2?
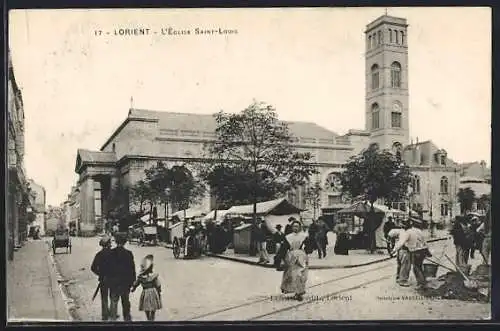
(71, 14, 479, 235)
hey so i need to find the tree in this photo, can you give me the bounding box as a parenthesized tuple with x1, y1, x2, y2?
(145, 161, 172, 224)
(340, 143, 412, 253)
(477, 193, 491, 212)
(304, 181, 322, 219)
(457, 187, 476, 214)
(205, 100, 318, 226)
(107, 180, 129, 219)
(130, 179, 156, 215)
(168, 165, 206, 219)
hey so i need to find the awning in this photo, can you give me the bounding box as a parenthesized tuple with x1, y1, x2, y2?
(226, 198, 302, 216)
(171, 208, 206, 220)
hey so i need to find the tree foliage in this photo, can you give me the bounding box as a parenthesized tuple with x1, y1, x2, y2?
(457, 187, 476, 214)
(340, 143, 412, 205)
(477, 193, 491, 212)
(203, 100, 318, 219)
(340, 143, 412, 253)
(129, 162, 206, 219)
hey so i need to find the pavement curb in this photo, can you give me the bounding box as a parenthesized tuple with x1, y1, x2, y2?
(205, 236, 450, 270)
(44, 240, 77, 321)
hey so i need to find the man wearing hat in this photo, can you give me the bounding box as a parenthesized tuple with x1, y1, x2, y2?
(392, 218, 430, 289)
(108, 232, 136, 321)
(90, 236, 114, 320)
(388, 221, 410, 285)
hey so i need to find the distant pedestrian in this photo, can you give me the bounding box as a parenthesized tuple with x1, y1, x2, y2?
(450, 217, 474, 268)
(255, 219, 270, 264)
(469, 216, 483, 259)
(131, 254, 162, 321)
(91, 235, 114, 321)
(273, 224, 285, 253)
(477, 208, 491, 264)
(314, 218, 328, 259)
(284, 217, 296, 236)
(383, 216, 397, 253)
(333, 221, 350, 255)
(108, 232, 136, 321)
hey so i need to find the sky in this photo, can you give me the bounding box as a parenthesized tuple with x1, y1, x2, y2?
(8, 7, 491, 206)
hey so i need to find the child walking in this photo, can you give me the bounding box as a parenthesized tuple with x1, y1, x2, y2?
(131, 254, 162, 321)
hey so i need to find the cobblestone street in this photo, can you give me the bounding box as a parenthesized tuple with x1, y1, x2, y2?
(47, 236, 489, 321)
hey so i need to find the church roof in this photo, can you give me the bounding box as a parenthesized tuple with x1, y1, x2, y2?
(128, 108, 339, 141)
(402, 140, 458, 167)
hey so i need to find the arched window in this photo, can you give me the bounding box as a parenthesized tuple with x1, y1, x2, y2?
(440, 176, 449, 194)
(371, 103, 380, 129)
(371, 64, 380, 90)
(395, 31, 399, 44)
(411, 175, 421, 194)
(391, 62, 402, 88)
(392, 142, 402, 159)
(389, 29, 393, 43)
(401, 31, 405, 45)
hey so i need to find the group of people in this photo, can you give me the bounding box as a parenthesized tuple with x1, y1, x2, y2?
(91, 232, 162, 321)
(384, 217, 431, 289)
(450, 211, 491, 268)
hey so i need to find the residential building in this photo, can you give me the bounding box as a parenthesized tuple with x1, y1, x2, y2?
(7, 50, 32, 258)
(27, 179, 46, 235)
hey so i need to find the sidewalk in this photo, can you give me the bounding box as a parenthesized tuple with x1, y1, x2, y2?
(207, 231, 450, 269)
(7, 239, 71, 322)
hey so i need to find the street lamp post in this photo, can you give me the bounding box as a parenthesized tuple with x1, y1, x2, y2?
(164, 188, 170, 229)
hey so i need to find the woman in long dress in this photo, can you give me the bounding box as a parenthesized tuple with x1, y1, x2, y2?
(274, 220, 309, 301)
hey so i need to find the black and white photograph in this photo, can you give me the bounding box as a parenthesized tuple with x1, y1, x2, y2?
(7, 7, 491, 322)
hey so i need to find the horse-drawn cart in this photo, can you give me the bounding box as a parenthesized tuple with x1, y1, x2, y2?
(52, 229, 72, 254)
(172, 224, 208, 259)
(140, 225, 159, 246)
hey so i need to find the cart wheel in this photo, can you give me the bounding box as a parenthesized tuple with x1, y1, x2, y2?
(173, 238, 180, 259)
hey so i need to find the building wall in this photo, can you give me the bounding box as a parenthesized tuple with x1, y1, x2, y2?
(102, 119, 160, 159)
(410, 168, 460, 224)
(7, 52, 30, 253)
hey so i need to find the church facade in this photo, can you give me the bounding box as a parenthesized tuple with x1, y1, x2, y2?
(71, 14, 476, 234)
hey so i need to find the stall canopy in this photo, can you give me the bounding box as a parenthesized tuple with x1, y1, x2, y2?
(337, 201, 386, 215)
(226, 198, 303, 216)
(202, 209, 229, 224)
(226, 198, 303, 233)
(170, 208, 207, 222)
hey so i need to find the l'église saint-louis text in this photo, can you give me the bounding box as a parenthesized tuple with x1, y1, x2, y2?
(111, 27, 238, 36)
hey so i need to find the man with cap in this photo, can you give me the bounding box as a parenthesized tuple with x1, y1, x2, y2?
(108, 232, 136, 321)
(90, 236, 114, 320)
(387, 222, 410, 285)
(392, 218, 430, 289)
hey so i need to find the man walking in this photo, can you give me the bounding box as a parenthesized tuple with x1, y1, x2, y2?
(314, 218, 328, 259)
(255, 219, 270, 264)
(91, 236, 114, 320)
(108, 232, 136, 321)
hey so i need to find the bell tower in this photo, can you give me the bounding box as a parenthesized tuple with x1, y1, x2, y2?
(365, 15, 409, 153)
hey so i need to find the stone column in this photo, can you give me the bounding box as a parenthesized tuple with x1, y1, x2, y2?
(79, 177, 96, 236)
